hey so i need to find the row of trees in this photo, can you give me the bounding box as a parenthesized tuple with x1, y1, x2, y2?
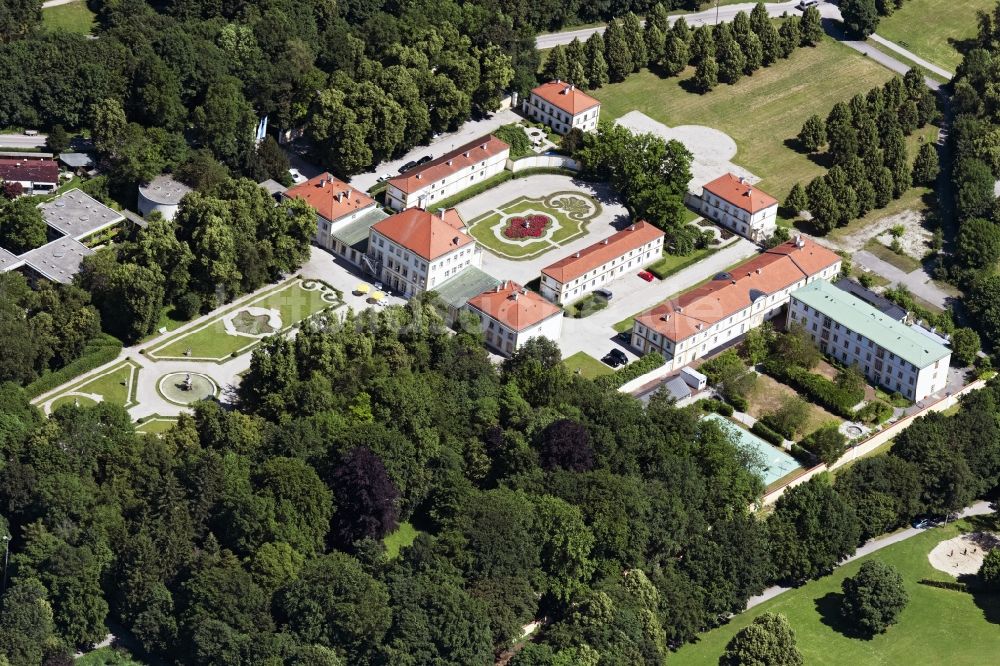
(785, 69, 939, 233)
(541, 4, 822, 94)
(76, 178, 314, 343)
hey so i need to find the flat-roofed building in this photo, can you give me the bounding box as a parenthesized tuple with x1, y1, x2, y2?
(283, 173, 388, 268)
(386, 135, 509, 211)
(367, 207, 481, 297)
(698, 173, 778, 243)
(524, 81, 601, 135)
(631, 237, 841, 368)
(788, 280, 951, 402)
(138, 174, 192, 221)
(18, 237, 94, 284)
(465, 280, 564, 356)
(540, 221, 664, 304)
(40, 189, 125, 242)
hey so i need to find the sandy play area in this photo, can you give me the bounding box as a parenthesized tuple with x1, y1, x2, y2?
(928, 532, 1000, 577)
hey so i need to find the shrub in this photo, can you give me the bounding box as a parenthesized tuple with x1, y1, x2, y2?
(698, 398, 734, 416)
(24, 333, 123, 399)
(762, 359, 861, 418)
(726, 393, 749, 412)
(752, 421, 785, 446)
(857, 399, 892, 425)
(593, 353, 666, 389)
(789, 443, 818, 467)
(761, 396, 810, 439)
(801, 425, 847, 465)
(493, 123, 533, 158)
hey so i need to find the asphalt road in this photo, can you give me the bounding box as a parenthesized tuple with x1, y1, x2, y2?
(0, 133, 48, 149)
(745, 500, 994, 610)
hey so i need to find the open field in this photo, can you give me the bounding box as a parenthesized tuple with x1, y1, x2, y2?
(674, 514, 1000, 665)
(42, 0, 97, 34)
(876, 0, 990, 72)
(591, 36, 897, 205)
(148, 279, 340, 361)
(563, 351, 615, 378)
(746, 373, 840, 438)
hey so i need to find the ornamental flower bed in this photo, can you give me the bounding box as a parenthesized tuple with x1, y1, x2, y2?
(503, 214, 550, 239)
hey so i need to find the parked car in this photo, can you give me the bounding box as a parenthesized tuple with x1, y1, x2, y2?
(595, 288, 613, 300)
(796, 0, 818, 9)
(911, 517, 938, 529)
(638, 270, 655, 282)
(602, 349, 628, 367)
(617, 330, 632, 343)
(417, 154, 433, 165)
(376, 173, 392, 182)
(288, 168, 306, 184)
(398, 160, 418, 173)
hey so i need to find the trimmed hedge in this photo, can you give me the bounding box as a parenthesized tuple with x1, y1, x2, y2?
(24, 333, 123, 399)
(594, 353, 666, 389)
(918, 579, 967, 592)
(725, 393, 749, 412)
(698, 398, 734, 416)
(762, 359, 862, 418)
(751, 421, 785, 446)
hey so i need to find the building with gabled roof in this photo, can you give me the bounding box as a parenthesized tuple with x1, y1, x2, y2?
(465, 280, 564, 356)
(367, 207, 482, 297)
(386, 135, 510, 212)
(788, 280, 951, 402)
(524, 81, 601, 135)
(697, 173, 779, 243)
(540, 221, 665, 304)
(0, 156, 59, 196)
(631, 237, 841, 368)
(283, 172, 387, 268)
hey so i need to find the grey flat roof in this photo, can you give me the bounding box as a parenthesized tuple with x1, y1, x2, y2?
(332, 208, 390, 253)
(138, 174, 192, 205)
(432, 267, 502, 310)
(40, 189, 124, 240)
(0, 246, 24, 271)
(0, 151, 54, 159)
(58, 152, 94, 168)
(19, 237, 94, 284)
(259, 179, 287, 195)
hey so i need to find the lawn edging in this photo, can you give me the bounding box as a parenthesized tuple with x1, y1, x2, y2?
(26, 333, 123, 400)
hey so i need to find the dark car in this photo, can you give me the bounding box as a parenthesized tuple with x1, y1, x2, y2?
(595, 288, 613, 301)
(602, 349, 628, 367)
(398, 160, 418, 174)
(417, 154, 433, 165)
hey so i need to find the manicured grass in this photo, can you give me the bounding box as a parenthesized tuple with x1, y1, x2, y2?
(48, 360, 140, 410)
(136, 418, 179, 435)
(563, 351, 615, 379)
(591, 36, 896, 205)
(564, 293, 608, 318)
(149, 280, 340, 361)
(76, 647, 146, 666)
(865, 39, 951, 83)
(746, 373, 841, 438)
(674, 515, 1000, 665)
(384, 522, 420, 559)
(42, 0, 97, 34)
(876, 0, 989, 72)
(863, 238, 923, 273)
(50, 394, 98, 410)
(647, 245, 721, 280)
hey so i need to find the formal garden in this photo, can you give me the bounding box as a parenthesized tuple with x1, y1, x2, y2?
(465, 191, 602, 259)
(146, 278, 342, 362)
(43, 359, 141, 414)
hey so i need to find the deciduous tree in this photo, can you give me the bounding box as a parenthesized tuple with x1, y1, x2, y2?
(720, 612, 803, 666)
(840, 560, 908, 636)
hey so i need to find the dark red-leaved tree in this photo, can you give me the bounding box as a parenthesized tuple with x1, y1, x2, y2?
(2, 181, 23, 200)
(330, 446, 400, 548)
(538, 418, 595, 472)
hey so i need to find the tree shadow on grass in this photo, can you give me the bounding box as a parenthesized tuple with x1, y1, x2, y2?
(968, 588, 1000, 625)
(814, 591, 868, 639)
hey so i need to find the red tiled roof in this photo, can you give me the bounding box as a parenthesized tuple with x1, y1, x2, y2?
(530, 81, 601, 115)
(702, 173, 778, 214)
(284, 173, 376, 223)
(467, 281, 562, 332)
(371, 207, 473, 261)
(0, 158, 58, 184)
(542, 221, 664, 283)
(389, 135, 509, 195)
(635, 238, 840, 343)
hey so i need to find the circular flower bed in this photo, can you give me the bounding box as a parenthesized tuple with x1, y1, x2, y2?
(503, 214, 551, 239)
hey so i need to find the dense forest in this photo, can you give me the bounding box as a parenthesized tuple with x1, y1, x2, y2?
(2, 297, 999, 665)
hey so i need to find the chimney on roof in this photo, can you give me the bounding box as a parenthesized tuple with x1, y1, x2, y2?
(521, 288, 528, 295)
(574, 251, 581, 258)
(438, 207, 446, 219)
(453, 236, 460, 245)
(563, 85, 571, 95)
(756, 268, 761, 274)
(602, 239, 609, 245)
(481, 143, 487, 150)
(795, 234, 805, 248)
(629, 224, 635, 231)
(660, 314, 671, 321)
(337, 192, 343, 202)
(447, 159, 453, 166)
(675, 306, 683, 313)
(513, 292, 519, 301)
(463, 151, 470, 157)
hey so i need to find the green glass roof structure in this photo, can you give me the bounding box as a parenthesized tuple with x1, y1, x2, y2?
(430, 267, 502, 311)
(790, 280, 950, 368)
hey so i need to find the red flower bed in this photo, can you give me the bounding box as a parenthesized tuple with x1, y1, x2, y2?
(502, 214, 550, 239)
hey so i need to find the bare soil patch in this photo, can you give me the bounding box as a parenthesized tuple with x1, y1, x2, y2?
(928, 532, 1000, 577)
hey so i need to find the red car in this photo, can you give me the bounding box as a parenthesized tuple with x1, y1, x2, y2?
(638, 270, 655, 282)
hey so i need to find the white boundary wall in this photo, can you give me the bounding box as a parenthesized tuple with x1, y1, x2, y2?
(507, 155, 581, 173)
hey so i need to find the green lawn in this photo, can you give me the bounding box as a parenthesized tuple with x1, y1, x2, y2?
(384, 522, 420, 559)
(148, 280, 340, 361)
(647, 244, 722, 280)
(591, 35, 896, 206)
(563, 351, 615, 379)
(76, 647, 146, 666)
(876, 0, 990, 72)
(136, 417, 179, 435)
(48, 360, 140, 411)
(42, 0, 97, 34)
(674, 515, 1000, 665)
(466, 191, 600, 260)
(863, 238, 924, 273)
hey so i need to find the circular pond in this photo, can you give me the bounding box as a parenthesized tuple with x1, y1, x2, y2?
(158, 372, 218, 405)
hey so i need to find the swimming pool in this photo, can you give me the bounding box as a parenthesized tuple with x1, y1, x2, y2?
(702, 413, 803, 486)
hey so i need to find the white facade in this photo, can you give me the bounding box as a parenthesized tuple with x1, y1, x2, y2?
(787, 294, 950, 402)
(368, 232, 482, 298)
(540, 234, 664, 304)
(523, 87, 601, 135)
(386, 144, 510, 212)
(465, 302, 564, 356)
(698, 191, 777, 243)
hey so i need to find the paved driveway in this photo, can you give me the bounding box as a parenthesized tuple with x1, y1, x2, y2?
(853, 250, 954, 309)
(0, 133, 47, 149)
(557, 238, 758, 361)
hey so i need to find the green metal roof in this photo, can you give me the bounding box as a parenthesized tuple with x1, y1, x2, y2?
(430, 267, 502, 310)
(791, 280, 950, 368)
(333, 208, 389, 252)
